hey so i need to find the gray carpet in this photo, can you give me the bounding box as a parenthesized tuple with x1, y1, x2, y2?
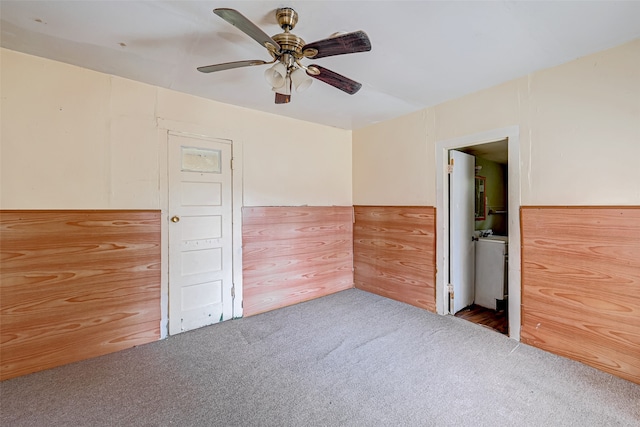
(1, 289, 639, 426)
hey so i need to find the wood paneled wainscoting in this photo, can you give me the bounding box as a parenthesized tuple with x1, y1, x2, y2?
(521, 207, 640, 384)
(0, 210, 161, 381)
(242, 206, 354, 316)
(353, 206, 436, 312)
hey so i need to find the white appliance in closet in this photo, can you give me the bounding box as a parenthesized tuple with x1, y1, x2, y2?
(474, 236, 508, 310)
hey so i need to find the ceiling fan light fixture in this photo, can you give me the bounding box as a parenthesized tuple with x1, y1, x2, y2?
(290, 67, 313, 92)
(264, 62, 287, 88)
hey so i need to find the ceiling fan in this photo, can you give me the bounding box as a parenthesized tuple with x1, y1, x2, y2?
(197, 7, 372, 104)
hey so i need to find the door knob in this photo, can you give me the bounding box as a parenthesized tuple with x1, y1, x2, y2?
(171, 216, 180, 223)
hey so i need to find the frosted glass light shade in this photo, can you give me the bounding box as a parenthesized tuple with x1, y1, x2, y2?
(290, 68, 312, 92)
(264, 62, 287, 88)
(273, 77, 291, 95)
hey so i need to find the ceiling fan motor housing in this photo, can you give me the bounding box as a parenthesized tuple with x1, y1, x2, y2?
(271, 8, 308, 62)
(272, 33, 306, 58)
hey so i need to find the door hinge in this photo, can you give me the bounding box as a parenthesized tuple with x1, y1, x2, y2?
(447, 158, 454, 174)
(447, 283, 454, 299)
(231, 285, 235, 300)
(230, 158, 234, 170)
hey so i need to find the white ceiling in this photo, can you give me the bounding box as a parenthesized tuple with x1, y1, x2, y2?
(2, 1, 639, 130)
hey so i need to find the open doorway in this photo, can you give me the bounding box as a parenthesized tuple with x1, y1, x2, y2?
(435, 127, 521, 340)
(451, 141, 509, 334)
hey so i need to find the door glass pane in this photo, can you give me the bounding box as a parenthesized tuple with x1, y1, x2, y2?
(181, 147, 221, 173)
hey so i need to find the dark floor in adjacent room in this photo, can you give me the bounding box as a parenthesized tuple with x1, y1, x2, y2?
(455, 304, 508, 335)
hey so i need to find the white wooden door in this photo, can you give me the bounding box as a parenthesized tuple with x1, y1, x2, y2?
(449, 150, 475, 314)
(168, 133, 233, 335)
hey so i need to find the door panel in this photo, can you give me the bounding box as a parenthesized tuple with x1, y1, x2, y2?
(181, 216, 222, 241)
(181, 182, 222, 206)
(449, 150, 475, 313)
(181, 248, 223, 275)
(168, 133, 233, 335)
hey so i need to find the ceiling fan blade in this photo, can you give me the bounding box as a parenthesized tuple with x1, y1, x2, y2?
(197, 60, 269, 73)
(275, 93, 291, 104)
(214, 8, 280, 53)
(302, 31, 371, 59)
(307, 65, 362, 95)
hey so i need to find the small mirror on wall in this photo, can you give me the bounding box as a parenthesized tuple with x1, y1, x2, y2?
(475, 176, 486, 220)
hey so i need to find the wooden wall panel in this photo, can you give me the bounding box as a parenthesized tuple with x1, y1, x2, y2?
(521, 207, 640, 384)
(242, 206, 353, 316)
(353, 206, 436, 312)
(1, 210, 161, 380)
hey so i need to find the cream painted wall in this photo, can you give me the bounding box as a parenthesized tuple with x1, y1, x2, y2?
(6, 38, 636, 210)
(353, 39, 640, 206)
(1, 50, 113, 208)
(525, 40, 640, 205)
(352, 109, 434, 205)
(0, 48, 352, 209)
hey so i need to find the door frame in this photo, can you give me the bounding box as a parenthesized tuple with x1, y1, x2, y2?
(435, 126, 521, 339)
(158, 120, 243, 339)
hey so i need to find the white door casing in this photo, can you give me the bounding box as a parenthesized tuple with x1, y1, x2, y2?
(435, 126, 521, 339)
(168, 133, 233, 335)
(449, 150, 475, 314)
